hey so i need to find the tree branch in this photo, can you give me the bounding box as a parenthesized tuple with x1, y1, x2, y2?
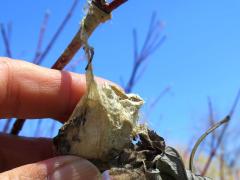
(11, 0, 127, 135)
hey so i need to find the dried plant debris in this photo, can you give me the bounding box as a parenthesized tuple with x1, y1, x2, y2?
(53, 67, 211, 179)
(54, 77, 145, 162)
(54, 60, 211, 180)
(108, 130, 211, 180)
(54, 8, 211, 178)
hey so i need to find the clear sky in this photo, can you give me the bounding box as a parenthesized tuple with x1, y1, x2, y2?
(1, 0, 240, 146)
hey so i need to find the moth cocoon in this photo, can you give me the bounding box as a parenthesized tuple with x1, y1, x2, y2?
(53, 1, 146, 163)
(54, 78, 145, 161)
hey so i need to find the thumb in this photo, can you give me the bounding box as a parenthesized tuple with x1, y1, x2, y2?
(0, 156, 101, 179)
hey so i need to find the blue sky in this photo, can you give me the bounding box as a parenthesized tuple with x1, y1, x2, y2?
(1, 0, 240, 146)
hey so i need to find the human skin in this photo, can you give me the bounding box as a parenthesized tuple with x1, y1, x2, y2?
(0, 57, 111, 179)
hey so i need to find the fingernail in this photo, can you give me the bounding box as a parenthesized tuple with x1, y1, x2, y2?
(49, 156, 101, 180)
(102, 170, 111, 180)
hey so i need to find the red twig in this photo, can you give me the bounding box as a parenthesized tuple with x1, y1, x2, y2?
(51, 0, 127, 70)
(201, 90, 240, 176)
(93, 0, 127, 13)
(107, 0, 128, 12)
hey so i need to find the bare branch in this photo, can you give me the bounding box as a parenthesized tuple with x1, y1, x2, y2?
(133, 29, 138, 63)
(144, 86, 171, 119)
(141, 13, 157, 55)
(219, 149, 225, 180)
(34, 0, 79, 65)
(33, 10, 50, 64)
(125, 13, 165, 93)
(149, 86, 171, 109)
(207, 97, 217, 149)
(3, 119, 12, 133)
(6, 22, 12, 42)
(0, 23, 12, 57)
(201, 89, 240, 176)
(52, 0, 126, 70)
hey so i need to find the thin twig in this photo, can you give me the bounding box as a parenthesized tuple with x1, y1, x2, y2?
(35, 0, 79, 65)
(65, 56, 84, 72)
(220, 148, 225, 180)
(133, 29, 138, 63)
(189, 115, 230, 172)
(141, 13, 157, 56)
(52, 0, 126, 70)
(6, 22, 12, 43)
(201, 90, 240, 175)
(3, 119, 12, 133)
(207, 97, 218, 149)
(149, 87, 171, 108)
(1, 23, 13, 133)
(125, 13, 165, 93)
(33, 11, 50, 64)
(0, 23, 12, 57)
(10, 119, 25, 135)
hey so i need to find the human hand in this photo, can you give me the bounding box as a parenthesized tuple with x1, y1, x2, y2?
(0, 57, 109, 179)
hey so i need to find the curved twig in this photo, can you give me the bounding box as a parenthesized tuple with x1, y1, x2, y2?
(201, 89, 240, 175)
(189, 116, 230, 172)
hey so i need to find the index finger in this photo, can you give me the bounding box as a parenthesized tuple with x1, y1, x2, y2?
(0, 57, 110, 122)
